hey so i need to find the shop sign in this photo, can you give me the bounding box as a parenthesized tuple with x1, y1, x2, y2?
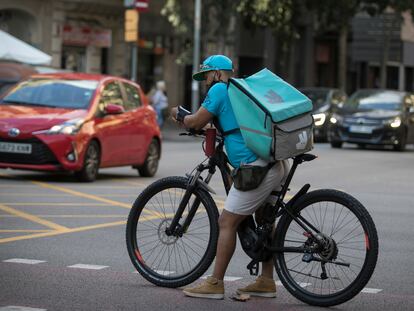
(63, 25, 112, 48)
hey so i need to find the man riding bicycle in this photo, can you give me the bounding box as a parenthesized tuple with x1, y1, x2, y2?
(171, 54, 289, 299)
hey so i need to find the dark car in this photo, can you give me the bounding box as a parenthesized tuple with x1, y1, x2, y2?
(328, 89, 414, 151)
(0, 73, 161, 181)
(299, 87, 347, 141)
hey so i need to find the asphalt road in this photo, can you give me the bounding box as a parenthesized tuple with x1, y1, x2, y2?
(0, 139, 413, 311)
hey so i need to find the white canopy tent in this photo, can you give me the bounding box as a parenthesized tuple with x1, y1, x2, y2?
(0, 30, 52, 65)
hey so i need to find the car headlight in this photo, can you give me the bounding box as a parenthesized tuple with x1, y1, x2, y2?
(329, 113, 342, 124)
(387, 117, 401, 128)
(313, 113, 326, 126)
(47, 118, 85, 135)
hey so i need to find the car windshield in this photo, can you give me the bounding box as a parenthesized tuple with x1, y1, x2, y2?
(300, 89, 329, 110)
(1, 79, 98, 109)
(343, 90, 403, 111)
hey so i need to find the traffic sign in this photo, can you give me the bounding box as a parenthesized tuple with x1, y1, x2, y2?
(124, 9, 139, 42)
(134, 0, 149, 12)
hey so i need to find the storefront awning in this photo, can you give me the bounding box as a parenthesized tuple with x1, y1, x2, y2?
(0, 30, 52, 65)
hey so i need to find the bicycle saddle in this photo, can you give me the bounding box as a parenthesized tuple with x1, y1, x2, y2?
(294, 153, 317, 163)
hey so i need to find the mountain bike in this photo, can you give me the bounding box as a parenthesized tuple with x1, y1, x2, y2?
(126, 129, 378, 307)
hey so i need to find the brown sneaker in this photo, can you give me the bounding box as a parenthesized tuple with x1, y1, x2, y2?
(183, 276, 224, 299)
(236, 275, 276, 298)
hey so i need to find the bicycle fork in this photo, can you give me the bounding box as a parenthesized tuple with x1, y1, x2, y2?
(165, 166, 215, 237)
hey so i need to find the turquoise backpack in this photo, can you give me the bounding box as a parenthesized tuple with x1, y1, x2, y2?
(227, 68, 314, 161)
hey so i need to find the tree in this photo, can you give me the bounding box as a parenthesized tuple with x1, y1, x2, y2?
(236, 0, 307, 82)
(310, 0, 414, 90)
(161, 0, 238, 64)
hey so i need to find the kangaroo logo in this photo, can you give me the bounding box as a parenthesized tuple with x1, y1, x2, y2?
(296, 131, 308, 150)
(264, 90, 283, 104)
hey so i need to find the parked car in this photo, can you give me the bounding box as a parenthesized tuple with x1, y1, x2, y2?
(299, 87, 347, 141)
(0, 62, 37, 98)
(0, 73, 161, 181)
(328, 89, 414, 151)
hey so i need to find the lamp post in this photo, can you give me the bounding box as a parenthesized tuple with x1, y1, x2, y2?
(191, 0, 201, 113)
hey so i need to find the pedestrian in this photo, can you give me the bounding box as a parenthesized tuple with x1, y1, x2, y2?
(171, 55, 289, 300)
(151, 80, 168, 128)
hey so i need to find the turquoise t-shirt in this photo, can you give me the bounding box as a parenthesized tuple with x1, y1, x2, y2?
(202, 82, 257, 168)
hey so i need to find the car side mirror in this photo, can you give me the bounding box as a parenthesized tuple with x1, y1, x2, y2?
(104, 104, 124, 115)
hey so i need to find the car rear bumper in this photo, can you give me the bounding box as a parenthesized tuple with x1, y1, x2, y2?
(329, 124, 404, 145)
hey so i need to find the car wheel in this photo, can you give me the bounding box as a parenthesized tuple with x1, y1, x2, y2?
(75, 141, 100, 182)
(330, 141, 343, 148)
(393, 132, 407, 151)
(138, 139, 160, 177)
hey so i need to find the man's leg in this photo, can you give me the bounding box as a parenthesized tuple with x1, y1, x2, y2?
(212, 210, 246, 280)
(183, 210, 246, 299)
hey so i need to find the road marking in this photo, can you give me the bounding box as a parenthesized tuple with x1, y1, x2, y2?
(0, 203, 70, 232)
(0, 203, 113, 206)
(0, 230, 52, 233)
(68, 264, 108, 270)
(30, 181, 133, 209)
(0, 215, 125, 219)
(275, 281, 383, 294)
(3, 258, 46, 264)
(154, 270, 175, 275)
(202, 275, 242, 282)
(0, 220, 126, 244)
(30, 181, 160, 217)
(361, 288, 383, 294)
(0, 306, 47, 311)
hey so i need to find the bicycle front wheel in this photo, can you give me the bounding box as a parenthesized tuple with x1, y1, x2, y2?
(126, 176, 219, 288)
(274, 189, 378, 307)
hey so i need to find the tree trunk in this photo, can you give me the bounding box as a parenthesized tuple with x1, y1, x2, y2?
(338, 25, 348, 91)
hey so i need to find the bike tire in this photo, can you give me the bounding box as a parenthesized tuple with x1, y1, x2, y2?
(274, 189, 378, 307)
(126, 176, 219, 288)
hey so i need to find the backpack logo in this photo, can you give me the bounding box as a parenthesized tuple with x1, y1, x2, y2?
(264, 90, 283, 104)
(296, 131, 308, 150)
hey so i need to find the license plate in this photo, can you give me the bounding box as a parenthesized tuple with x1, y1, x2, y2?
(0, 142, 32, 154)
(349, 125, 373, 134)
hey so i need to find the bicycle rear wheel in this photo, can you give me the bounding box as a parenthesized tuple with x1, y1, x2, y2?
(274, 189, 378, 307)
(126, 176, 219, 288)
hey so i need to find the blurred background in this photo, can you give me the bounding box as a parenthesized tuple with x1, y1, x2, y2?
(1, 0, 414, 111)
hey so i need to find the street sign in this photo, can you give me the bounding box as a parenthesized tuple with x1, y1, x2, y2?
(134, 0, 149, 12)
(124, 9, 139, 42)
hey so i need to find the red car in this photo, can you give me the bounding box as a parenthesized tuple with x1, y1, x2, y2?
(0, 73, 161, 181)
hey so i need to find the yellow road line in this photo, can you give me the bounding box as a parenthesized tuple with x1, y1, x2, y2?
(0, 213, 165, 244)
(0, 203, 70, 232)
(0, 203, 114, 206)
(0, 214, 126, 218)
(0, 193, 137, 197)
(0, 202, 113, 206)
(0, 229, 53, 233)
(30, 180, 161, 217)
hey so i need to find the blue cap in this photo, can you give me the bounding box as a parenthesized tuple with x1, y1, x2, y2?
(193, 55, 233, 81)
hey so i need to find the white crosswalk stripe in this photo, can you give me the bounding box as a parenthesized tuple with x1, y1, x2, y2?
(3, 259, 46, 265)
(67, 264, 108, 270)
(201, 275, 242, 281)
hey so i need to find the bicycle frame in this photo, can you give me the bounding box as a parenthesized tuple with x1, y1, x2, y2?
(165, 133, 332, 258)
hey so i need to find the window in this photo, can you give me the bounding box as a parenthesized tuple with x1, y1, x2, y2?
(123, 83, 141, 111)
(99, 82, 123, 112)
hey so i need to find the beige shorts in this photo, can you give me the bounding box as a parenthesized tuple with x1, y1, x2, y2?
(224, 159, 290, 215)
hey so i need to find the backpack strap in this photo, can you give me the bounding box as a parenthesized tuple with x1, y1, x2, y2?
(222, 128, 240, 136)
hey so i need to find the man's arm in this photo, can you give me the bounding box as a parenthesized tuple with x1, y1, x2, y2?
(172, 106, 214, 130)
